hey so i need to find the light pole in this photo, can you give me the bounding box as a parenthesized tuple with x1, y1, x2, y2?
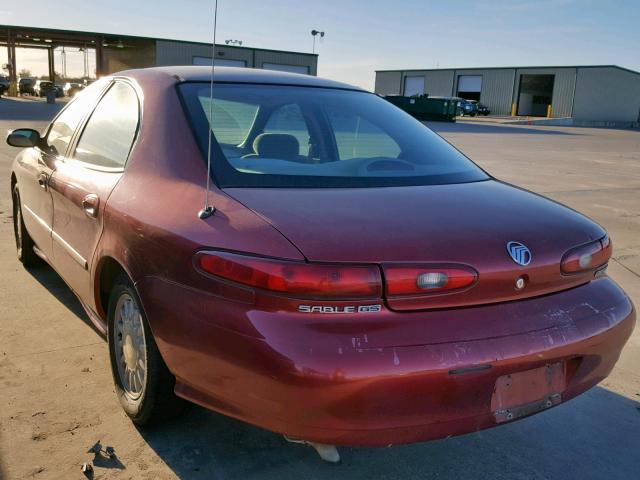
(311, 29, 324, 54)
(61, 46, 67, 79)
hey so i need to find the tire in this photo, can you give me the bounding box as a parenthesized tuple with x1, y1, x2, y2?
(107, 274, 186, 425)
(12, 185, 39, 267)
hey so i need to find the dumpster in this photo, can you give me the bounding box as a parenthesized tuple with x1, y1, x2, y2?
(384, 94, 458, 122)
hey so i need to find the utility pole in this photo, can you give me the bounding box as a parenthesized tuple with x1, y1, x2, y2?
(61, 46, 67, 78)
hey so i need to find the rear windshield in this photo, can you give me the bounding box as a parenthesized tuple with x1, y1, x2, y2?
(179, 82, 489, 188)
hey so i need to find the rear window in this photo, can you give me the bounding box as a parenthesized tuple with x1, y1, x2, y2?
(179, 82, 488, 188)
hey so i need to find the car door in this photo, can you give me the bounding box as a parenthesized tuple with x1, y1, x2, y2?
(48, 80, 140, 302)
(16, 83, 106, 260)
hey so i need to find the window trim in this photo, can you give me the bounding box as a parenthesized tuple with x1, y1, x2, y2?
(66, 78, 143, 173)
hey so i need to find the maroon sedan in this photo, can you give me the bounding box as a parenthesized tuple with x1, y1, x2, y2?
(7, 67, 635, 461)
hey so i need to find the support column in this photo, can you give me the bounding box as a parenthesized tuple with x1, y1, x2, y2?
(8, 35, 17, 96)
(48, 46, 55, 81)
(95, 36, 104, 76)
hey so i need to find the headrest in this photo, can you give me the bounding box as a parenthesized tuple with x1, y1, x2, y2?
(252, 133, 300, 160)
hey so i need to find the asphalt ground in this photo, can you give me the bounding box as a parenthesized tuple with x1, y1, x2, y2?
(1, 97, 639, 479)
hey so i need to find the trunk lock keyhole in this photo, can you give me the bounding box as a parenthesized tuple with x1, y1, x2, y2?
(515, 275, 528, 290)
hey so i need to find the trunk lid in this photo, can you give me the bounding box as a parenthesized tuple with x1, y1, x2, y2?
(225, 180, 606, 309)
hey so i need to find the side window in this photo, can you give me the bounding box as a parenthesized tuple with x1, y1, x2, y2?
(73, 82, 139, 169)
(326, 110, 400, 160)
(46, 81, 106, 156)
(263, 104, 310, 156)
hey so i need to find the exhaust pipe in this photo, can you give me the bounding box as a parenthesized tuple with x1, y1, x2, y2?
(284, 436, 340, 463)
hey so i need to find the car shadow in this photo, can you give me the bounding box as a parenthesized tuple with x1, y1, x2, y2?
(24, 262, 105, 339)
(426, 121, 581, 135)
(137, 386, 640, 479)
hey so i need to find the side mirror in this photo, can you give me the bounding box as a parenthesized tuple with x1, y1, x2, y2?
(6, 128, 41, 148)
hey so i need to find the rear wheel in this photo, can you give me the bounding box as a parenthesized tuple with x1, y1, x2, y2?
(107, 275, 186, 425)
(12, 185, 39, 267)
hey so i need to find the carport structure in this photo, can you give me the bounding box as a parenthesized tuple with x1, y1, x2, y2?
(1, 24, 318, 97)
(1, 25, 156, 95)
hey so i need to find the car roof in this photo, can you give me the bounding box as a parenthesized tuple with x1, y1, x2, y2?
(117, 66, 365, 91)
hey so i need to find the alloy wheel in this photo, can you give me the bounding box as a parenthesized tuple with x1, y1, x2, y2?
(114, 293, 147, 400)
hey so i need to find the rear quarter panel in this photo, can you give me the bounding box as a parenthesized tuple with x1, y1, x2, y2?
(92, 71, 304, 322)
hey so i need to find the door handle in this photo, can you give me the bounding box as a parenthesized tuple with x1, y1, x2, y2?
(82, 194, 100, 218)
(37, 173, 48, 190)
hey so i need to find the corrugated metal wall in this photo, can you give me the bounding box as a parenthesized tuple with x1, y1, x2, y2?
(254, 50, 317, 75)
(512, 67, 576, 117)
(573, 67, 640, 122)
(103, 40, 156, 74)
(424, 70, 455, 96)
(374, 71, 402, 95)
(397, 70, 456, 96)
(454, 69, 515, 115)
(156, 40, 228, 65)
(155, 40, 317, 75)
(212, 45, 254, 66)
(377, 66, 640, 122)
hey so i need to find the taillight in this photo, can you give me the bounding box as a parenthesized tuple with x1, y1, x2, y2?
(384, 265, 478, 296)
(194, 251, 382, 299)
(561, 235, 611, 274)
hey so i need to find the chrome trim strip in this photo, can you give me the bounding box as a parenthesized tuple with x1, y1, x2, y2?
(52, 230, 88, 270)
(22, 204, 52, 233)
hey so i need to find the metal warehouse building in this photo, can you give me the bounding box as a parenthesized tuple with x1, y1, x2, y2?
(375, 66, 640, 125)
(1, 25, 317, 95)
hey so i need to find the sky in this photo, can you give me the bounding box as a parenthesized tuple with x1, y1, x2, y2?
(2, 0, 639, 90)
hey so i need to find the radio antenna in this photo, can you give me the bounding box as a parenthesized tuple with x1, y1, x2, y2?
(198, 0, 219, 219)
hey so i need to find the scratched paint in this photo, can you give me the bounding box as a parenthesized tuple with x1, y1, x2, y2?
(393, 348, 400, 366)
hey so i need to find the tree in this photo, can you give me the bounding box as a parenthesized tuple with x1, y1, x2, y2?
(18, 68, 32, 78)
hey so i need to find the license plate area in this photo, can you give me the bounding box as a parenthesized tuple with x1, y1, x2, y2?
(491, 363, 565, 423)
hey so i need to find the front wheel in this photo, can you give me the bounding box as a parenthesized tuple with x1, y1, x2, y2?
(107, 275, 186, 425)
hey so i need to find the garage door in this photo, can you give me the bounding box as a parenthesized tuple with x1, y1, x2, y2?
(404, 76, 425, 97)
(193, 57, 247, 68)
(262, 63, 309, 75)
(457, 75, 482, 100)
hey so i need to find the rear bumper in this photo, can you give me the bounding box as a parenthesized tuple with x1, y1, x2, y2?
(138, 277, 635, 446)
